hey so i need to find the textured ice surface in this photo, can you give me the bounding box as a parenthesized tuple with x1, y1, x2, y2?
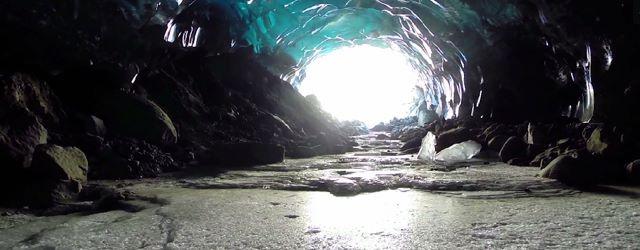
(159, 0, 596, 121)
(417, 132, 437, 161)
(435, 140, 482, 163)
(416, 132, 481, 163)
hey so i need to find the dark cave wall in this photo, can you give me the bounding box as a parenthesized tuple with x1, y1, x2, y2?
(0, 0, 350, 206)
(457, 0, 637, 125)
(0, 0, 638, 205)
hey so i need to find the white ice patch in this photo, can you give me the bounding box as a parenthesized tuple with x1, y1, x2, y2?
(417, 132, 482, 163)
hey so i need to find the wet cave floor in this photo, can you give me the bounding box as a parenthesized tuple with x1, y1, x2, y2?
(1, 133, 639, 249)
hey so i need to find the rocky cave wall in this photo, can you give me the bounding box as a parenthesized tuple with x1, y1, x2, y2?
(0, 0, 637, 206)
(0, 1, 351, 206)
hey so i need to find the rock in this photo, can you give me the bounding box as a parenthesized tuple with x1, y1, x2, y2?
(376, 134, 390, 140)
(499, 136, 527, 162)
(401, 136, 423, 152)
(626, 160, 640, 183)
(0, 109, 48, 168)
(202, 142, 284, 167)
(84, 115, 107, 136)
(97, 93, 178, 145)
(435, 127, 471, 152)
(586, 127, 618, 156)
(581, 124, 599, 142)
(487, 135, 509, 151)
(28, 144, 88, 206)
(396, 127, 427, 142)
(530, 146, 561, 168)
(481, 123, 506, 142)
(1, 73, 59, 123)
(539, 155, 598, 186)
(326, 178, 362, 196)
(401, 147, 420, 154)
(31, 144, 88, 183)
(370, 123, 390, 132)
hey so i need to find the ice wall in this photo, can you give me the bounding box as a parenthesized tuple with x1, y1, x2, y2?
(161, 0, 630, 123)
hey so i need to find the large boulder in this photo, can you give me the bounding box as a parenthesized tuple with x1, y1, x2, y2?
(31, 144, 88, 183)
(29, 144, 89, 206)
(538, 155, 598, 186)
(201, 142, 285, 167)
(0, 109, 48, 168)
(97, 93, 178, 145)
(487, 135, 509, 151)
(499, 136, 527, 162)
(435, 127, 471, 152)
(0, 73, 56, 169)
(1, 73, 59, 123)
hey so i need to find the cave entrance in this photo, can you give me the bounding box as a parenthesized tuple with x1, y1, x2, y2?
(297, 45, 421, 127)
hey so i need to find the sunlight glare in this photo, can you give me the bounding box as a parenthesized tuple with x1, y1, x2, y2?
(298, 45, 420, 127)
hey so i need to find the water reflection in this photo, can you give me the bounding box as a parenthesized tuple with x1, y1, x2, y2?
(303, 189, 418, 248)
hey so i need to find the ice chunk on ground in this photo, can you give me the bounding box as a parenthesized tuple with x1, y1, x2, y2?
(434, 140, 482, 163)
(417, 132, 482, 163)
(417, 132, 437, 161)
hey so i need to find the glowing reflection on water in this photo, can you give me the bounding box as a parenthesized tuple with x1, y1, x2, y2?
(303, 189, 418, 248)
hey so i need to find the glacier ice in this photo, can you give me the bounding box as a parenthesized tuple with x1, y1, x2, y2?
(417, 132, 482, 163)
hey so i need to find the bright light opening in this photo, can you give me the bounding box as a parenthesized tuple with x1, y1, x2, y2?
(298, 45, 420, 127)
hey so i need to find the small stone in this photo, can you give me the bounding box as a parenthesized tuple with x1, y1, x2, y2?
(284, 214, 299, 219)
(626, 160, 640, 183)
(305, 228, 321, 234)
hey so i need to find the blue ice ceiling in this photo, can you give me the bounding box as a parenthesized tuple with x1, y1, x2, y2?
(161, 0, 611, 122)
